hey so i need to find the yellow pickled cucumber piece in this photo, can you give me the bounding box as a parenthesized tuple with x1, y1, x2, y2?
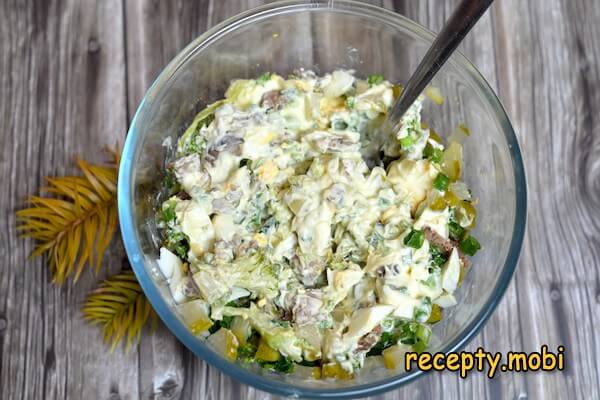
(455, 200, 477, 229)
(441, 141, 463, 181)
(321, 363, 354, 380)
(295, 365, 322, 380)
(190, 318, 214, 336)
(207, 328, 239, 361)
(425, 86, 445, 105)
(382, 344, 411, 370)
(255, 339, 281, 362)
(427, 304, 443, 324)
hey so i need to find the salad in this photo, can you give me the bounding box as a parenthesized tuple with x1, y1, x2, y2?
(156, 70, 481, 378)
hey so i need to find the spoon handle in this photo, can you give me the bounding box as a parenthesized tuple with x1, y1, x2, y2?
(387, 0, 494, 129)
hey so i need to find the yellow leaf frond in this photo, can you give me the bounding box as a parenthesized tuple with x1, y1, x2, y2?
(82, 271, 157, 351)
(16, 148, 120, 284)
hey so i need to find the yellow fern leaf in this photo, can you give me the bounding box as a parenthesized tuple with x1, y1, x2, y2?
(82, 270, 157, 350)
(16, 150, 120, 284)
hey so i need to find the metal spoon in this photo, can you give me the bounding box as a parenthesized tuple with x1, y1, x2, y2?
(365, 0, 494, 166)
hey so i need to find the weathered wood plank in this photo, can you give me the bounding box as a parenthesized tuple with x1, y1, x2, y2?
(492, 0, 600, 398)
(2, 0, 600, 399)
(0, 1, 136, 400)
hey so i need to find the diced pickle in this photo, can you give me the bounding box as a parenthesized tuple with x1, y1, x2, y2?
(429, 130, 443, 144)
(321, 363, 354, 380)
(441, 142, 463, 181)
(429, 194, 448, 211)
(458, 264, 466, 286)
(382, 345, 411, 370)
(424, 86, 445, 105)
(207, 328, 239, 361)
(295, 365, 322, 380)
(455, 200, 477, 229)
(176, 300, 213, 335)
(255, 338, 281, 362)
(443, 191, 460, 208)
(392, 84, 403, 99)
(427, 304, 443, 324)
(190, 319, 214, 335)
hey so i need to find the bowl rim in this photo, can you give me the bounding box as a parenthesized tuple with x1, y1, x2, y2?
(118, 0, 527, 398)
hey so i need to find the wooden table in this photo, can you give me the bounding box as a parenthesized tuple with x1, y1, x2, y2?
(1, 1, 598, 399)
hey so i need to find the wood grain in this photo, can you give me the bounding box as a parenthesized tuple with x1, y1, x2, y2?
(1, 0, 599, 399)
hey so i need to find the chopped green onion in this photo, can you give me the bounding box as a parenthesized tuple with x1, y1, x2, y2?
(459, 235, 481, 256)
(367, 74, 385, 86)
(161, 202, 177, 223)
(423, 143, 443, 163)
(221, 316, 234, 329)
(448, 220, 466, 241)
(367, 331, 395, 356)
(259, 356, 295, 373)
(404, 229, 424, 249)
(345, 97, 355, 109)
(163, 169, 180, 194)
(257, 72, 272, 84)
(430, 246, 447, 266)
(433, 173, 450, 191)
(237, 342, 258, 362)
(400, 136, 415, 149)
(398, 321, 431, 353)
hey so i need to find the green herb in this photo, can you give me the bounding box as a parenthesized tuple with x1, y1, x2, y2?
(257, 72, 272, 84)
(433, 173, 450, 192)
(448, 220, 466, 241)
(423, 143, 443, 163)
(226, 297, 251, 308)
(207, 316, 234, 334)
(259, 216, 279, 234)
(368, 229, 384, 249)
(221, 316, 234, 329)
(414, 308, 429, 322)
(298, 359, 321, 367)
(163, 169, 180, 195)
(164, 231, 190, 259)
(367, 331, 395, 356)
(459, 235, 481, 256)
(161, 201, 177, 223)
(318, 319, 334, 329)
(400, 135, 415, 149)
(238, 342, 258, 362)
(345, 97, 356, 109)
(429, 246, 447, 266)
(369, 319, 432, 355)
(420, 272, 438, 288)
(367, 74, 385, 86)
(332, 120, 348, 130)
(378, 197, 391, 207)
(404, 229, 424, 249)
(259, 356, 294, 373)
(273, 320, 291, 329)
(159, 200, 187, 257)
(399, 321, 431, 353)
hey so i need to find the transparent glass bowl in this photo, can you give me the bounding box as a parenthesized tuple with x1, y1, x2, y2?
(118, 1, 527, 397)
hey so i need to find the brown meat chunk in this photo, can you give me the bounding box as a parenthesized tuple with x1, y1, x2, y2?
(423, 227, 471, 268)
(204, 135, 244, 165)
(261, 90, 282, 109)
(356, 325, 383, 352)
(292, 290, 326, 326)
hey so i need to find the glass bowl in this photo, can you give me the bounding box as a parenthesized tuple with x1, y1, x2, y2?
(118, 1, 527, 397)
